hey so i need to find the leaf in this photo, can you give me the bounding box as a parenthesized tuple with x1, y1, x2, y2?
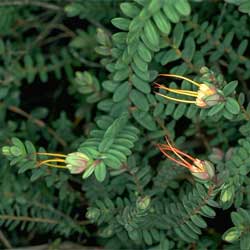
(142, 230, 152, 245)
(129, 89, 149, 112)
(131, 74, 150, 94)
(223, 31, 234, 47)
(200, 205, 216, 218)
(138, 42, 152, 62)
(0, 39, 5, 54)
(98, 113, 128, 152)
(120, 2, 140, 18)
(107, 149, 126, 162)
(208, 103, 225, 116)
(173, 104, 186, 120)
(222, 81, 238, 97)
(231, 211, 245, 227)
(174, 0, 191, 16)
(237, 39, 248, 55)
(96, 28, 110, 46)
(133, 52, 148, 72)
(30, 168, 46, 182)
(82, 165, 95, 179)
(113, 68, 129, 81)
(161, 49, 181, 65)
(103, 154, 122, 169)
(173, 23, 184, 48)
(132, 110, 157, 131)
(144, 20, 159, 48)
(25, 141, 36, 160)
(239, 2, 250, 15)
(163, 3, 180, 23)
(225, 97, 240, 115)
(111, 17, 130, 31)
(131, 61, 150, 81)
(94, 162, 106, 182)
(240, 233, 250, 250)
(182, 37, 196, 61)
(11, 137, 26, 155)
(113, 82, 131, 102)
(190, 215, 207, 228)
(153, 11, 171, 35)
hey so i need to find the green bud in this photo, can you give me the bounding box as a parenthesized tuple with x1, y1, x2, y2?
(136, 196, 151, 210)
(86, 207, 100, 221)
(65, 152, 92, 174)
(220, 185, 235, 203)
(2, 146, 11, 156)
(98, 226, 114, 238)
(200, 66, 209, 74)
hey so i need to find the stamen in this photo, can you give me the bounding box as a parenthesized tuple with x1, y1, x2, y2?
(155, 83, 198, 97)
(36, 152, 67, 158)
(43, 163, 67, 169)
(165, 137, 193, 168)
(37, 158, 66, 167)
(156, 93, 197, 104)
(158, 145, 191, 169)
(160, 145, 196, 162)
(159, 74, 201, 87)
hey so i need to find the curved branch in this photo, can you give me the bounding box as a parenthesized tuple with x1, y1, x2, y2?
(0, 0, 62, 11)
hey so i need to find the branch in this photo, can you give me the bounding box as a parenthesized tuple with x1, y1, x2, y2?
(9, 242, 102, 250)
(0, 0, 62, 11)
(0, 215, 58, 224)
(3, 103, 68, 147)
(0, 230, 12, 249)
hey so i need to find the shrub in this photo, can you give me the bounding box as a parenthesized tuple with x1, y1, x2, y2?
(1, 0, 250, 249)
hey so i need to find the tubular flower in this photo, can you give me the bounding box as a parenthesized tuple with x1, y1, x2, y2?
(158, 137, 215, 180)
(36, 151, 92, 174)
(155, 74, 223, 108)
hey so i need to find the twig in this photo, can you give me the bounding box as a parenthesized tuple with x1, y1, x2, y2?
(8, 242, 102, 250)
(217, 3, 227, 27)
(70, 49, 102, 68)
(0, 215, 58, 224)
(0, 0, 62, 11)
(5, 103, 67, 147)
(0, 230, 12, 249)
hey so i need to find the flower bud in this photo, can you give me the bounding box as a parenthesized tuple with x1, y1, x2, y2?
(136, 196, 151, 210)
(65, 152, 92, 174)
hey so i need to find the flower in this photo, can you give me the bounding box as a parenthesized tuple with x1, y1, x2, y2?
(65, 152, 92, 174)
(35, 151, 92, 174)
(158, 137, 215, 180)
(155, 74, 223, 108)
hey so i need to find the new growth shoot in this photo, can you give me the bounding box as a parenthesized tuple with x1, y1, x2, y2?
(155, 74, 223, 108)
(158, 137, 214, 180)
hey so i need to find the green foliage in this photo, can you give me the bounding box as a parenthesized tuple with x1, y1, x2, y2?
(1, 0, 250, 249)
